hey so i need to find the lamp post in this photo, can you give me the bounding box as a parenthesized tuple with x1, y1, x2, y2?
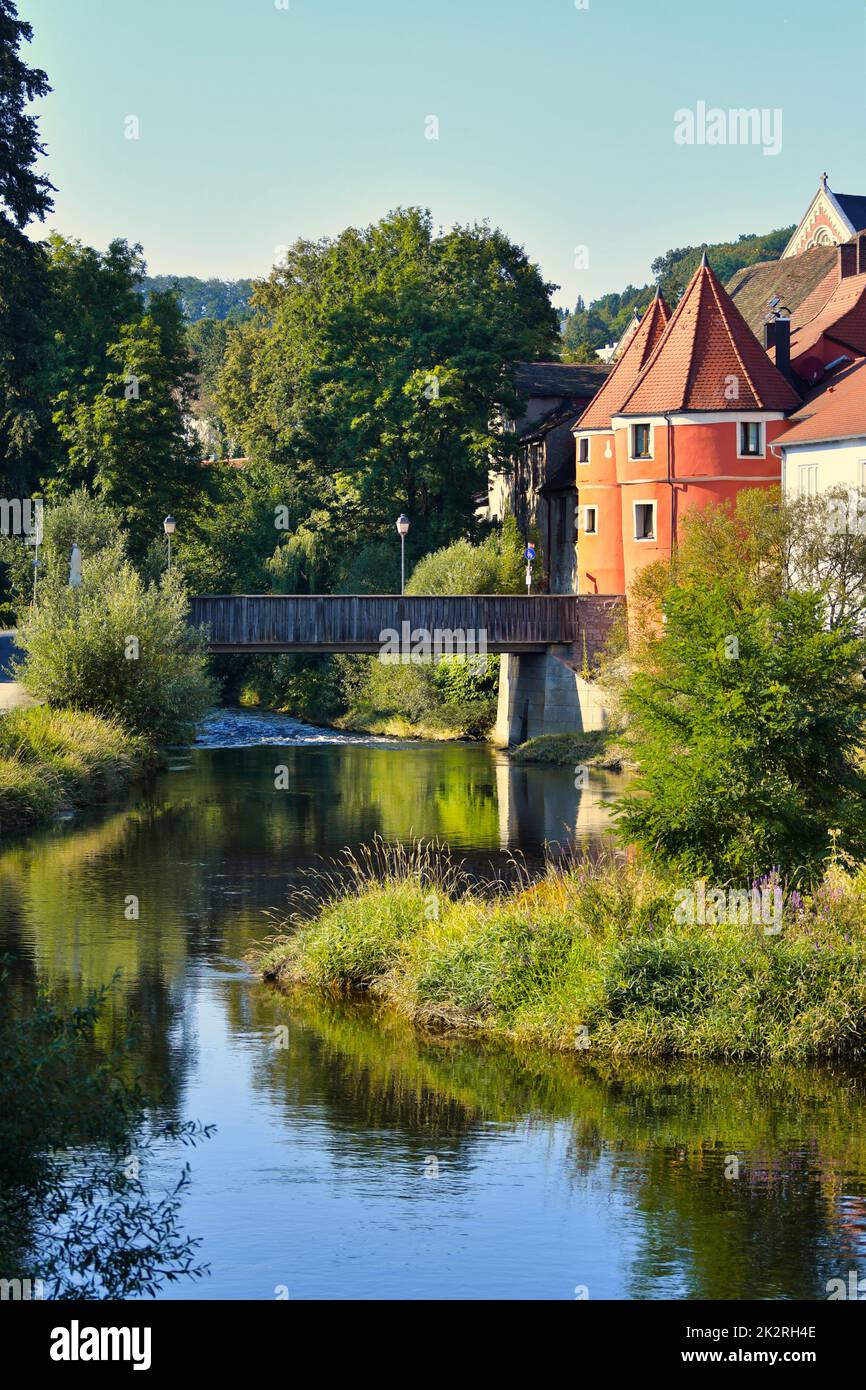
(163, 515, 176, 574)
(396, 514, 410, 594)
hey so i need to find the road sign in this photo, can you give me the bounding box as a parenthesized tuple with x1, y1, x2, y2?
(524, 544, 536, 560)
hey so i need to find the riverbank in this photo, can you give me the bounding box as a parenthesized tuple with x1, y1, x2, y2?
(257, 847, 866, 1060)
(509, 729, 634, 771)
(0, 706, 151, 832)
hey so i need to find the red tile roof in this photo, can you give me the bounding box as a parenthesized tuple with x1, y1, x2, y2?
(619, 257, 801, 415)
(574, 293, 670, 430)
(786, 270, 866, 362)
(778, 357, 866, 446)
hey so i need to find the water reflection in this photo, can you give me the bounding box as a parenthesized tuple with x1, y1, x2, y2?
(1, 727, 863, 1299)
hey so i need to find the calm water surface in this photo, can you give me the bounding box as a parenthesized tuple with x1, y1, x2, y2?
(2, 711, 865, 1300)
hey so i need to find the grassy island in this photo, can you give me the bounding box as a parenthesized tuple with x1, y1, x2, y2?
(257, 846, 866, 1062)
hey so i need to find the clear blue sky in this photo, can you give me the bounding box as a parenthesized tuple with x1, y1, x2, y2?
(22, 0, 866, 308)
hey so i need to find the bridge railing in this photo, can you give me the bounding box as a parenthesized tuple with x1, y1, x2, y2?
(188, 594, 580, 653)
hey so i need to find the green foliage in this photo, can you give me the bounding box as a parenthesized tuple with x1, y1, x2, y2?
(0, 217, 51, 496)
(55, 294, 207, 539)
(405, 516, 524, 595)
(219, 208, 559, 587)
(561, 226, 794, 356)
(241, 654, 346, 723)
(260, 847, 866, 1060)
(0, 750, 59, 829)
(1, 486, 122, 612)
(44, 234, 147, 475)
(0, 968, 211, 1298)
(14, 545, 215, 743)
(143, 274, 253, 323)
(0, 0, 53, 230)
(615, 498, 866, 879)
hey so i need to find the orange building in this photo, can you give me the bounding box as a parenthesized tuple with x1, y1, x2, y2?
(573, 255, 801, 594)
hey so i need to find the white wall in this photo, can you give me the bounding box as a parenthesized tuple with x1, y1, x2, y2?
(781, 439, 866, 498)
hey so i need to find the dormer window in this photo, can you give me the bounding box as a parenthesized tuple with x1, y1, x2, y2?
(631, 423, 652, 460)
(577, 436, 590, 464)
(739, 422, 764, 457)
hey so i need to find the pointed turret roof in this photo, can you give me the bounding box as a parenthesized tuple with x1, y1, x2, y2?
(618, 258, 801, 415)
(574, 292, 671, 431)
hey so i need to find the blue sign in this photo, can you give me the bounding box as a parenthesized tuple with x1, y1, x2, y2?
(524, 544, 536, 560)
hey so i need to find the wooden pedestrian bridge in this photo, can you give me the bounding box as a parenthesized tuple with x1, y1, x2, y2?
(188, 594, 584, 654)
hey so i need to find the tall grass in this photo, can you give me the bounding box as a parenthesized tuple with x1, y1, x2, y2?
(0, 706, 146, 834)
(257, 841, 866, 1061)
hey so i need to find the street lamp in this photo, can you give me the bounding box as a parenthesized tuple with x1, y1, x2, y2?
(163, 515, 176, 574)
(396, 514, 410, 594)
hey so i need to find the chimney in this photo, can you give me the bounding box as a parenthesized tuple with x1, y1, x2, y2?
(839, 241, 857, 279)
(765, 317, 792, 385)
(859, 233, 866, 275)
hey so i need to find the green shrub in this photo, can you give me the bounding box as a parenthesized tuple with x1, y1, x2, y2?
(406, 516, 525, 595)
(14, 545, 215, 744)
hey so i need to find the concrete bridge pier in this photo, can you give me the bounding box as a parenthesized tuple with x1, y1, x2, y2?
(493, 647, 612, 747)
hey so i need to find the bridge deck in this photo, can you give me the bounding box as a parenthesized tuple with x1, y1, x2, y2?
(188, 594, 580, 654)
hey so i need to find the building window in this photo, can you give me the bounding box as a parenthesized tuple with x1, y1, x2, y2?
(631, 423, 652, 459)
(577, 436, 590, 464)
(740, 421, 764, 457)
(633, 501, 656, 540)
(583, 505, 598, 535)
(798, 463, 818, 497)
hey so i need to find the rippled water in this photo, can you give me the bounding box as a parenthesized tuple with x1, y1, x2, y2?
(2, 710, 865, 1300)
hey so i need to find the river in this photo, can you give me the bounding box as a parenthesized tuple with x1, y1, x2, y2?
(2, 710, 865, 1300)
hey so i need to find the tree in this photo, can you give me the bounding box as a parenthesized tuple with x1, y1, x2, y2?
(0, 0, 53, 229)
(219, 208, 559, 589)
(56, 293, 207, 541)
(615, 498, 866, 879)
(0, 0, 54, 496)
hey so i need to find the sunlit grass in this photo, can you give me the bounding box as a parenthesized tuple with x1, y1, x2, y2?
(257, 840, 866, 1061)
(0, 706, 146, 832)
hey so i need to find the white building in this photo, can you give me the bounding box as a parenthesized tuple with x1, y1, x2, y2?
(777, 358, 866, 498)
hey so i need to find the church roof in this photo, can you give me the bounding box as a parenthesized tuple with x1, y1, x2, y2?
(617, 258, 801, 414)
(574, 292, 670, 430)
(834, 192, 866, 234)
(515, 361, 608, 399)
(727, 245, 838, 340)
(778, 357, 866, 446)
(785, 268, 866, 362)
